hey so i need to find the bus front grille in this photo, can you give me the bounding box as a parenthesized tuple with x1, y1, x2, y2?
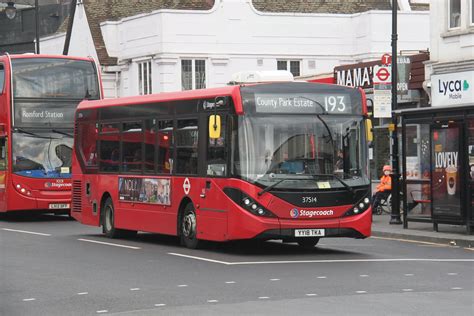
(72, 180, 82, 212)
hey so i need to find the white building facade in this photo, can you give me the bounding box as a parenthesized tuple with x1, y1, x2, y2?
(426, 0, 474, 106)
(41, 0, 430, 99)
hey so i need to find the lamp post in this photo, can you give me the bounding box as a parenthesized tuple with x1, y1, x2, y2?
(390, 1, 402, 224)
(5, 1, 16, 19)
(35, 0, 40, 54)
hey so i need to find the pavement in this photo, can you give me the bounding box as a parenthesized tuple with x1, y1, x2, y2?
(371, 214, 474, 248)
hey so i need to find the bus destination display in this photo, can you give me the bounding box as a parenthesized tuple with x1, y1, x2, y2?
(254, 93, 355, 114)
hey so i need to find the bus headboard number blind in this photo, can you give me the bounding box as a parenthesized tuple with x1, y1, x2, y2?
(254, 93, 353, 114)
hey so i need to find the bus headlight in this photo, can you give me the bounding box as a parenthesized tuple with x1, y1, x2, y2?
(14, 182, 33, 197)
(343, 195, 371, 217)
(223, 187, 276, 218)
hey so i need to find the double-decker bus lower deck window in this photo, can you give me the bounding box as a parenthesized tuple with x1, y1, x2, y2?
(176, 119, 198, 175)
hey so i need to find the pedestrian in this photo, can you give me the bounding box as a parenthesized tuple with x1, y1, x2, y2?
(372, 165, 392, 213)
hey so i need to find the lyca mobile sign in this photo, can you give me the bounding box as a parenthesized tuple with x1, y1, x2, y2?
(431, 71, 473, 107)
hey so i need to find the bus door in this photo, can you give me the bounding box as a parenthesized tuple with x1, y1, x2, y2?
(198, 113, 228, 240)
(0, 137, 7, 211)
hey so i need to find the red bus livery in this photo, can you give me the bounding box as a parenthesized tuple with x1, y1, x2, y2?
(0, 54, 102, 213)
(72, 79, 371, 248)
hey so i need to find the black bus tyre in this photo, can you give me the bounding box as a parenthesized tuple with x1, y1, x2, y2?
(102, 198, 136, 238)
(180, 204, 201, 249)
(297, 237, 320, 249)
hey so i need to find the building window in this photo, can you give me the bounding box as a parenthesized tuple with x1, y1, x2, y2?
(138, 61, 152, 95)
(181, 59, 206, 91)
(471, 0, 474, 25)
(448, 0, 461, 29)
(277, 60, 300, 77)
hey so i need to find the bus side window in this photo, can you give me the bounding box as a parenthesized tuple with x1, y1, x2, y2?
(207, 116, 226, 176)
(0, 138, 6, 170)
(157, 120, 173, 174)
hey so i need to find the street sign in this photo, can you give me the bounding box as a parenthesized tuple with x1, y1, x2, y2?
(381, 53, 392, 65)
(373, 65, 392, 118)
(374, 66, 391, 84)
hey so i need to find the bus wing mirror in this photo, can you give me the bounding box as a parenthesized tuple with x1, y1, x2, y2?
(209, 115, 221, 139)
(365, 119, 373, 142)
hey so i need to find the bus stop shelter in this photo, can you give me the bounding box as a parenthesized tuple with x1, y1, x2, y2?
(397, 104, 474, 234)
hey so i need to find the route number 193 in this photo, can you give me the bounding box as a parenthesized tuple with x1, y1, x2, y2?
(324, 96, 346, 112)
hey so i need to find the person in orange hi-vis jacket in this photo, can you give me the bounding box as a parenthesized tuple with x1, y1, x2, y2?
(372, 165, 392, 213)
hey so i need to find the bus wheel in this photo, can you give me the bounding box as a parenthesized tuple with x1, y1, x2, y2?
(180, 204, 201, 249)
(102, 198, 136, 238)
(297, 238, 320, 249)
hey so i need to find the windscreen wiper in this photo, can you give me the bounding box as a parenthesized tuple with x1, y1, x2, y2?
(297, 95, 335, 146)
(257, 177, 312, 196)
(311, 173, 354, 195)
(52, 129, 73, 137)
(14, 128, 53, 139)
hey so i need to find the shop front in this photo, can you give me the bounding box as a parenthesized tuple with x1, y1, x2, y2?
(398, 70, 474, 233)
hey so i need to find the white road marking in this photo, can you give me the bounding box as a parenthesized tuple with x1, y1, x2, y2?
(306, 293, 318, 296)
(464, 247, 474, 251)
(270, 278, 280, 281)
(359, 275, 369, 277)
(317, 276, 327, 279)
(168, 253, 229, 264)
(178, 284, 188, 287)
(2, 228, 51, 236)
(154, 304, 166, 307)
(78, 239, 141, 250)
(96, 310, 108, 314)
(207, 300, 218, 303)
(447, 273, 458, 276)
(77, 292, 88, 295)
(258, 296, 270, 299)
(167, 253, 474, 265)
(22, 298, 36, 301)
(225, 281, 236, 284)
(371, 236, 456, 247)
(130, 288, 140, 291)
(356, 291, 367, 294)
(451, 287, 463, 290)
(404, 274, 414, 276)
(402, 289, 413, 292)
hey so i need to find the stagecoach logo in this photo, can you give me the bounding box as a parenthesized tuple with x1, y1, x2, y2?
(183, 178, 191, 195)
(290, 208, 334, 218)
(44, 180, 72, 189)
(290, 208, 299, 218)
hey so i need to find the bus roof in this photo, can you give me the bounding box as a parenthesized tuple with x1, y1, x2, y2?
(77, 85, 243, 111)
(0, 54, 95, 63)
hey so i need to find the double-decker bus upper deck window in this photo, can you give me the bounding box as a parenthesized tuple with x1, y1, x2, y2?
(12, 58, 99, 99)
(176, 119, 198, 175)
(157, 120, 173, 174)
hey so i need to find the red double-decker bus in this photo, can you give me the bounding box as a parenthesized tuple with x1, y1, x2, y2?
(72, 76, 372, 248)
(0, 54, 102, 214)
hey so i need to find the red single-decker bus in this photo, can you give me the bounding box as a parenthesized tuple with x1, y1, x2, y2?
(72, 78, 372, 248)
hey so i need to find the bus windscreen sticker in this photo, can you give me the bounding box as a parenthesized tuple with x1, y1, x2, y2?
(254, 93, 352, 114)
(119, 177, 171, 205)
